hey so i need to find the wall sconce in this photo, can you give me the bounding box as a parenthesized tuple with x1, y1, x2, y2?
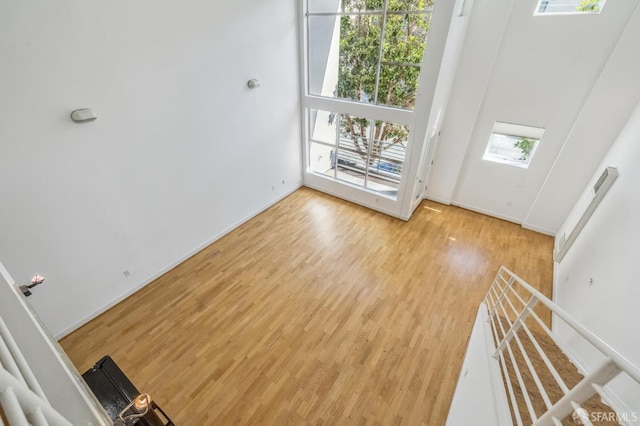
(19, 274, 45, 297)
(70, 108, 98, 123)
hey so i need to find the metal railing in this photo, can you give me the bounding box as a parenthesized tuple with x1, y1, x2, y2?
(0, 261, 110, 425)
(484, 266, 640, 425)
(0, 316, 73, 426)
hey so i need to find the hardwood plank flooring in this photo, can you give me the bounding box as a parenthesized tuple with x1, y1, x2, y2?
(60, 187, 553, 425)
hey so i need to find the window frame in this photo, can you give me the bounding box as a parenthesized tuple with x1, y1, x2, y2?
(482, 122, 545, 169)
(534, 0, 606, 16)
(301, 0, 434, 200)
(308, 108, 408, 193)
(305, 3, 433, 109)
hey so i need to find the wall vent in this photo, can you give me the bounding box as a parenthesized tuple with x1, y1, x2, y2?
(554, 167, 618, 262)
(593, 167, 610, 194)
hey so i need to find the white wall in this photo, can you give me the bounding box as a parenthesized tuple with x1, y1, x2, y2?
(424, 0, 513, 206)
(0, 1, 302, 337)
(554, 100, 640, 414)
(523, 4, 640, 233)
(408, 0, 474, 214)
(425, 0, 640, 235)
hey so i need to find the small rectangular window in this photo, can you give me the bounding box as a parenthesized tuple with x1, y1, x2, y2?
(535, 0, 606, 15)
(483, 122, 544, 169)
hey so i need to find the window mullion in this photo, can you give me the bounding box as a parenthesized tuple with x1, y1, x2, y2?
(373, 0, 389, 105)
(364, 121, 375, 188)
(334, 113, 340, 179)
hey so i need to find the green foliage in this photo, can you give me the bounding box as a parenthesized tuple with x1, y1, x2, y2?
(514, 137, 537, 161)
(334, 0, 432, 162)
(576, 0, 599, 12)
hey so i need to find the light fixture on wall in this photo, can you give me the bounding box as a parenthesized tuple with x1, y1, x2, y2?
(70, 108, 98, 123)
(19, 274, 45, 297)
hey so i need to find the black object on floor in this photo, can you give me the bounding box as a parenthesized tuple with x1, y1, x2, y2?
(82, 355, 174, 425)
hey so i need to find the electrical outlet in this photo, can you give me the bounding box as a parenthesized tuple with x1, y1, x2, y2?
(123, 270, 131, 278)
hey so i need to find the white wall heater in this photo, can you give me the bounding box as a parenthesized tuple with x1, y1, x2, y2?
(554, 166, 618, 263)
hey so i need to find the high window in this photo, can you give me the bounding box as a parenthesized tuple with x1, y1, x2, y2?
(482, 122, 545, 169)
(535, 0, 606, 15)
(303, 0, 434, 200)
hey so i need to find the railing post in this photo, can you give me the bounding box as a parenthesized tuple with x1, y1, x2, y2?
(488, 276, 516, 319)
(0, 368, 73, 425)
(0, 385, 30, 426)
(532, 359, 622, 426)
(481, 266, 640, 426)
(493, 295, 539, 358)
(0, 317, 48, 402)
(485, 286, 498, 322)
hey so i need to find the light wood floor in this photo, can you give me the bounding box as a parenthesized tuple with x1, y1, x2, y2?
(60, 188, 553, 425)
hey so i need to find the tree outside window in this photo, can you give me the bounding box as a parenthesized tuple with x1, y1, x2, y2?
(334, 0, 432, 166)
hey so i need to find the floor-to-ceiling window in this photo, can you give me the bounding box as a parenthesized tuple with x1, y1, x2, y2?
(301, 0, 438, 217)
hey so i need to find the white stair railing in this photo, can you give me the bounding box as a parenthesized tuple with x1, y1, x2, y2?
(484, 266, 640, 425)
(0, 316, 73, 425)
(0, 261, 111, 426)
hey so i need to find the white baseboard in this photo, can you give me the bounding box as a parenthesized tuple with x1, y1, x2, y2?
(522, 221, 556, 237)
(452, 201, 522, 225)
(423, 194, 452, 205)
(446, 201, 557, 237)
(302, 181, 406, 221)
(55, 184, 303, 339)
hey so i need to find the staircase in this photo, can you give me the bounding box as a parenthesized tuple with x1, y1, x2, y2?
(447, 267, 640, 425)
